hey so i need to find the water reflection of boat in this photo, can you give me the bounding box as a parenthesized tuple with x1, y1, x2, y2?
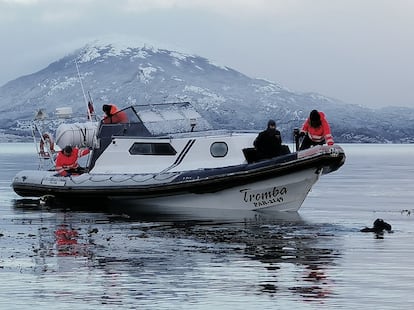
(160, 215, 338, 301)
(12, 102, 345, 213)
(11, 199, 338, 302)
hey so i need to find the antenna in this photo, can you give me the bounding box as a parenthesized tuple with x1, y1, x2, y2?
(75, 59, 92, 121)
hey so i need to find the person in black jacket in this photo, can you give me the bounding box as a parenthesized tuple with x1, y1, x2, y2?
(254, 119, 284, 159)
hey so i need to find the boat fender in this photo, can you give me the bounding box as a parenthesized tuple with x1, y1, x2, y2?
(39, 132, 55, 157)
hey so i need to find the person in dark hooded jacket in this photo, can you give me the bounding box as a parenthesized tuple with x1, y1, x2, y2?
(254, 119, 284, 159)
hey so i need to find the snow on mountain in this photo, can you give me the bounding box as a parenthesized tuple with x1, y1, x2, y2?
(1, 40, 414, 143)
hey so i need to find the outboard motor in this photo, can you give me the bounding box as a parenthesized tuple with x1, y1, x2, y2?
(293, 128, 300, 151)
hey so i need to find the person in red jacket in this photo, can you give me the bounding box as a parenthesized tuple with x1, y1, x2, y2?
(299, 110, 334, 150)
(102, 104, 128, 124)
(55, 145, 90, 177)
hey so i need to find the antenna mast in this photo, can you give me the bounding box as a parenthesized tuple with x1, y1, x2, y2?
(75, 59, 92, 121)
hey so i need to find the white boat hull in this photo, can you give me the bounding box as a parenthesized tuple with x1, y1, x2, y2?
(109, 168, 319, 212)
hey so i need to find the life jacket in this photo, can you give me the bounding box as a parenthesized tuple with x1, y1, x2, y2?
(300, 111, 334, 146)
(102, 104, 128, 124)
(55, 147, 90, 176)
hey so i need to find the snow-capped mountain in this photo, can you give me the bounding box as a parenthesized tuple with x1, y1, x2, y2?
(1, 39, 414, 143)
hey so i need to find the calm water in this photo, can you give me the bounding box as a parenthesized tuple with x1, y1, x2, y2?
(1, 143, 414, 309)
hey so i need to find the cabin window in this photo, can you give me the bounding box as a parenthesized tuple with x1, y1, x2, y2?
(129, 142, 177, 155)
(210, 142, 228, 157)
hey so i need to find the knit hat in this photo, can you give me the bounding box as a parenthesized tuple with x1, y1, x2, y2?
(102, 104, 111, 114)
(63, 145, 72, 154)
(267, 119, 276, 127)
(310, 110, 320, 122)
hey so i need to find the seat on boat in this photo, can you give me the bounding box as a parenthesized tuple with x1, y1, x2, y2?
(242, 148, 259, 163)
(243, 145, 291, 164)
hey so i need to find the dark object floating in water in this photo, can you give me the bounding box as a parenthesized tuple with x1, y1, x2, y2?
(361, 218, 392, 233)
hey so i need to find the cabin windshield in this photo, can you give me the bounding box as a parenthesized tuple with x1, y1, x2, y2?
(134, 102, 213, 136)
(122, 107, 141, 123)
(100, 102, 213, 137)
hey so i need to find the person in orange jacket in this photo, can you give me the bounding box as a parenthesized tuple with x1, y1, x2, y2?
(102, 104, 128, 124)
(299, 109, 334, 150)
(55, 145, 90, 177)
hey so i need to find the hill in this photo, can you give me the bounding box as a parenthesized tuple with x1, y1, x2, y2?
(1, 39, 414, 143)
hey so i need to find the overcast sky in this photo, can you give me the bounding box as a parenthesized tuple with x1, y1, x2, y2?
(1, 0, 413, 109)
